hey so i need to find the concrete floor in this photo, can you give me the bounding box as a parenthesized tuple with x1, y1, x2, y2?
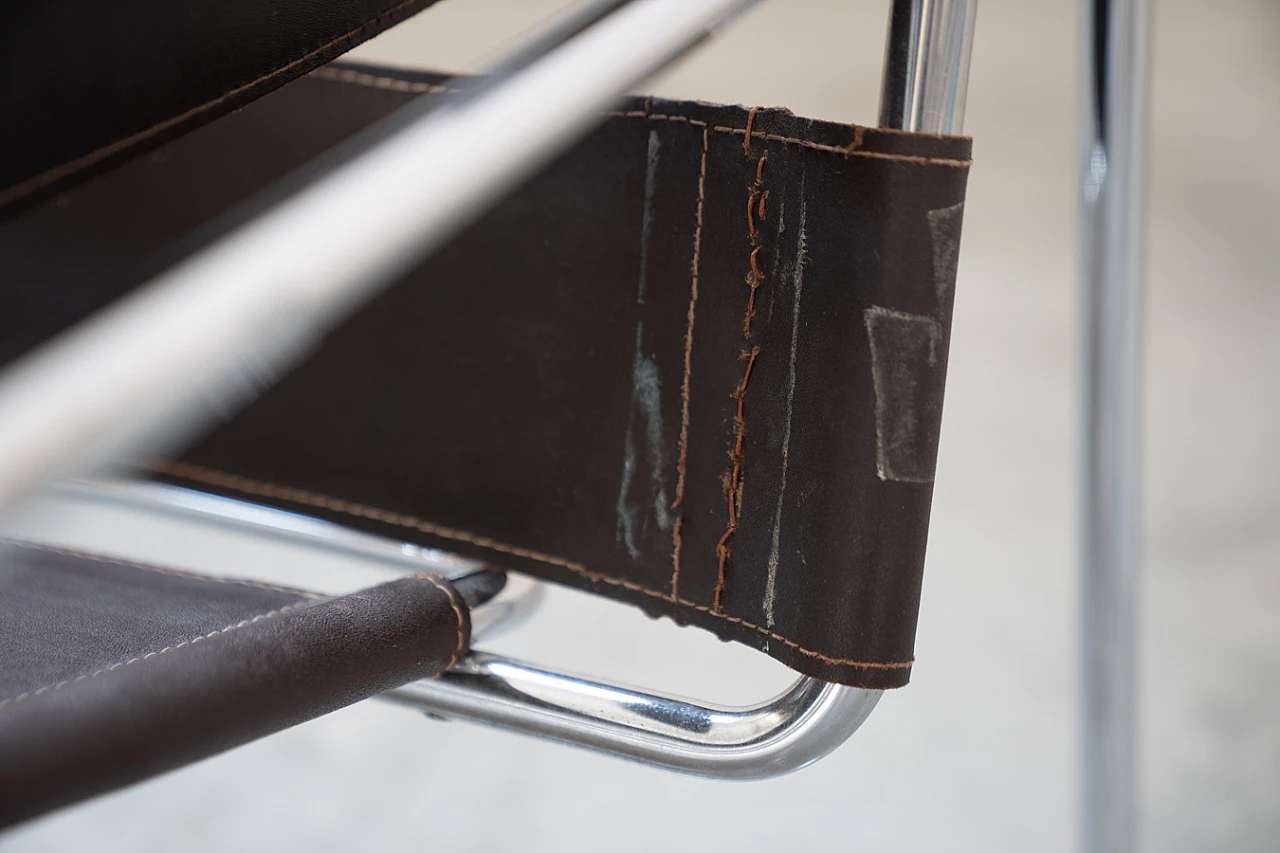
(5, 1, 1279, 850)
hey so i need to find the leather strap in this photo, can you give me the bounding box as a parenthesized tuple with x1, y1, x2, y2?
(0, 63, 971, 689)
(0, 0, 445, 213)
(0, 540, 471, 827)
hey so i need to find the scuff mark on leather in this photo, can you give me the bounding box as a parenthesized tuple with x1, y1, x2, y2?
(764, 189, 806, 628)
(864, 307, 943, 483)
(927, 201, 965, 308)
(635, 130, 661, 306)
(617, 131, 672, 560)
(617, 337, 672, 558)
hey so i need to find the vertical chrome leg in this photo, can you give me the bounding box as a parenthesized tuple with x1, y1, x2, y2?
(1079, 1, 1150, 852)
(878, 0, 978, 134)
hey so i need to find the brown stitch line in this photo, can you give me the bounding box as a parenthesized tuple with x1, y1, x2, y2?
(148, 461, 913, 671)
(151, 461, 594, 574)
(304, 70, 967, 167)
(743, 106, 762, 155)
(742, 152, 768, 338)
(0, 601, 312, 712)
(714, 145, 768, 610)
(622, 113, 968, 165)
(309, 66, 460, 95)
(669, 123, 710, 602)
(621, 112, 709, 128)
(413, 573, 466, 673)
(860, 122, 970, 138)
(714, 346, 761, 610)
(0, 537, 322, 599)
(712, 126, 970, 166)
(0, 0, 434, 209)
(743, 247, 765, 338)
(757, 190, 768, 222)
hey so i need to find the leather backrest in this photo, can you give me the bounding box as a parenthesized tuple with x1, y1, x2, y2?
(0, 0, 444, 213)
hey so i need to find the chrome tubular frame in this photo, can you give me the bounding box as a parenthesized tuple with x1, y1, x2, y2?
(1079, 0, 1150, 850)
(879, 0, 977, 134)
(5, 0, 976, 780)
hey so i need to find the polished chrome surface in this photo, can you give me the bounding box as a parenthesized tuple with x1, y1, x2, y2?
(390, 655, 881, 780)
(1079, 1, 1150, 851)
(467, 576, 545, 642)
(0, 0, 761, 514)
(878, 0, 977, 133)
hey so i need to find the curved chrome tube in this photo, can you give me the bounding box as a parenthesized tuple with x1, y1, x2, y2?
(389, 654, 881, 780)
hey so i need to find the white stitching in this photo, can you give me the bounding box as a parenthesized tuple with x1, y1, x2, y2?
(149, 461, 914, 672)
(413, 573, 466, 673)
(0, 601, 312, 712)
(309, 66, 460, 95)
(309, 68, 972, 168)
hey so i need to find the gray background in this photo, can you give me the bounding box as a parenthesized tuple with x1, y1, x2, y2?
(5, 0, 1279, 850)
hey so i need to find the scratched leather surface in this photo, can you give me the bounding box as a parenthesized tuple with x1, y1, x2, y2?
(0, 64, 970, 688)
(0, 0, 444, 214)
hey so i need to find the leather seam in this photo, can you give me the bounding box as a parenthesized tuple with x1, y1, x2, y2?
(0, 0, 433, 208)
(0, 537, 323, 599)
(0, 601, 313, 712)
(623, 114, 970, 167)
(669, 123, 709, 602)
(309, 69, 971, 168)
(714, 136, 770, 612)
(412, 573, 465, 673)
(147, 461, 914, 672)
(310, 66, 460, 95)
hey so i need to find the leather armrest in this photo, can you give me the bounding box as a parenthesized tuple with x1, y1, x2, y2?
(0, 539, 471, 828)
